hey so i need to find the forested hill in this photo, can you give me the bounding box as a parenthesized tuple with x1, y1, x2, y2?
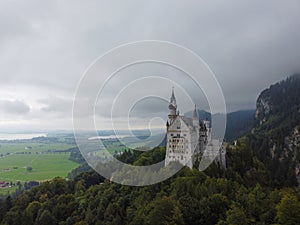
(256, 74, 300, 126)
(249, 74, 300, 186)
(1, 144, 300, 224)
(225, 109, 255, 141)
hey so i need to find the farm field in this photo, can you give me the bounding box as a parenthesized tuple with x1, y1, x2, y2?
(0, 131, 160, 195)
(0, 137, 79, 195)
(0, 153, 79, 182)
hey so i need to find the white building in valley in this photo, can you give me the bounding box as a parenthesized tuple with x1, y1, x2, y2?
(165, 88, 226, 169)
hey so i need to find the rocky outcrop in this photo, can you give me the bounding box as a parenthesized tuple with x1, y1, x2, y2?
(284, 127, 300, 183)
(256, 97, 272, 124)
(251, 74, 300, 186)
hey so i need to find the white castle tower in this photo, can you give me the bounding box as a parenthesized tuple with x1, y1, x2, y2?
(165, 88, 226, 169)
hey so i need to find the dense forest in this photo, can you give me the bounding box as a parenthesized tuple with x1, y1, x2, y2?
(1, 75, 300, 225)
(0, 143, 300, 225)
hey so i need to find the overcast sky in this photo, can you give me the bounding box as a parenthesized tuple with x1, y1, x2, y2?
(0, 0, 300, 131)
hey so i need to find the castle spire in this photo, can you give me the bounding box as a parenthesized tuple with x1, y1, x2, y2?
(193, 104, 198, 119)
(168, 87, 177, 123)
(170, 86, 176, 106)
(193, 104, 199, 127)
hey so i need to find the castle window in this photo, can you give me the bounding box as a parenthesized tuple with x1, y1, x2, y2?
(177, 126, 180, 129)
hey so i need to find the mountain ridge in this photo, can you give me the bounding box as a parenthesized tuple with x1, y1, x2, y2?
(185, 109, 255, 141)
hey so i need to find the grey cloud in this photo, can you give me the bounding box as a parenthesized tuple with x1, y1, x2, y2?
(39, 96, 72, 114)
(1, 0, 300, 130)
(0, 100, 30, 114)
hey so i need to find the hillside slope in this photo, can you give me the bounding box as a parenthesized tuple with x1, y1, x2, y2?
(250, 74, 300, 186)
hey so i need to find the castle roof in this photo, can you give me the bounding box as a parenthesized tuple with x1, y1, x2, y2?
(181, 116, 193, 127)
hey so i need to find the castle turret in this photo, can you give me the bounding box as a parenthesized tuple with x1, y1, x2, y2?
(168, 87, 177, 123)
(203, 118, 210, 128)
(204, 118, 211, 141)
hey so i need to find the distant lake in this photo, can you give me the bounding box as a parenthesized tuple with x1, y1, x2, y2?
(88, 135, 129, 140)
(0, 133, 47, 140)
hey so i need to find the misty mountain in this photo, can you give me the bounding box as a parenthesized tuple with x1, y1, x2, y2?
(185, 109, 255, 141)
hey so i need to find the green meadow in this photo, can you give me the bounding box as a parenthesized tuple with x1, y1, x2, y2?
(0, 135, 146, 195)
(0, 140, 79, 195)
(0, 153, 78, 182)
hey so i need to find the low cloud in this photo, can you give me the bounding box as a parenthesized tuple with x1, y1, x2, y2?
(39, 96, 73, 114)
(0, 99, 30, 114)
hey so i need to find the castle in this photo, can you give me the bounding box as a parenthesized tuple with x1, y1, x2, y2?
(165, 88, 226, 169)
